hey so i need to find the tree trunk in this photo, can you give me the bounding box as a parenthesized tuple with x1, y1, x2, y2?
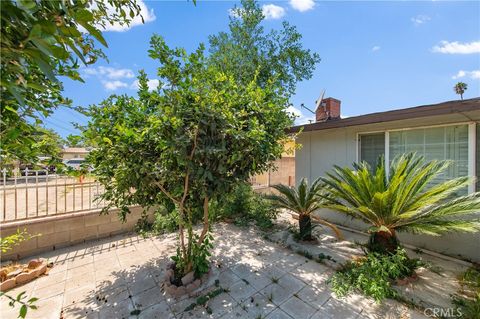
(298, 214, 313, 241)
(368, 229, 399, 254)
(197, 196, 209, 244)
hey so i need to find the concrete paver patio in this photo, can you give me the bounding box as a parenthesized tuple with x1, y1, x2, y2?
(1, 223, 429, 319)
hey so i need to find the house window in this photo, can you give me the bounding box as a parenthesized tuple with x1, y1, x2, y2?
(359, 133, 385, 169)
(476, 123, 479, 191)
(389, 124, 469, 188)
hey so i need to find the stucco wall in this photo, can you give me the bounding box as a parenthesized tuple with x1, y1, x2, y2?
(0, 206, 153, 261)
(295, 111, 480, 262)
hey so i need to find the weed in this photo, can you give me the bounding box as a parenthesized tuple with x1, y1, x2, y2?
(130, 309, 141, 316)
(329, 248, 419, 302)
(267, 293, 274, 302)
(413, 248, 423, 255)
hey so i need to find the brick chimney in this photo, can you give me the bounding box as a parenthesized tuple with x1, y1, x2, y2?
(315, 97, 341, 122)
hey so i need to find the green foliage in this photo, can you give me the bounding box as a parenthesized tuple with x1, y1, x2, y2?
(190, 233, 214, 277)
(329, 248, 419, 302)
(1, 0, 143, 163)
(460, 267, 480, 291)
(211, 183, 278, 231)
(1, 229, 38, 253)
(268, 178, 342, 240)
(0, 291, 38, 319)
(86, 0, 316, 278)
(452, 293, 480, 319)
(65, 134, 85, 148)
(135, 207, 180, 237)
(170, 233, 214, 280)
(183, 287, 226, 313)
(453, 266, 480, 319)
(209, 0, 320, 97)
(321, 153, 480, 252)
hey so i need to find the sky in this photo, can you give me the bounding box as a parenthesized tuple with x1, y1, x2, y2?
(48, 0, 480, 137)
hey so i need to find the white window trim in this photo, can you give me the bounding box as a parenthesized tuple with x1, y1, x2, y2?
(357, 121, 476, 194)
(468, 122, 476, 193)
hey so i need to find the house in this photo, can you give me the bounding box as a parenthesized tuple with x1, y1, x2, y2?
(290, 97, 480, 261)
(251, 139, 296, 189)
(61, 147, 90, 161)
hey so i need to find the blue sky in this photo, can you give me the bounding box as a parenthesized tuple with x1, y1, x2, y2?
(49, 0, 480, 137)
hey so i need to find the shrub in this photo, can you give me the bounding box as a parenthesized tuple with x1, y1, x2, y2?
(212, 183, 278, 230)
(321, 153, 480, 254)
(268, 178, 342, 241)
(329, 248, 420, 302)
(135, 206, 179, 237)
(453, 266, 480, 319)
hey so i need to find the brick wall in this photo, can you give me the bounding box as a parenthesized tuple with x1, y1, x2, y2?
(0, 206, 153, 261)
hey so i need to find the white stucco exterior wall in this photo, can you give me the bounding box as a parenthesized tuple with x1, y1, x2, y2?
(295, 111, 480, 262)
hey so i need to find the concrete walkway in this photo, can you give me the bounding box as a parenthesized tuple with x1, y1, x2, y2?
(1, 223, 429, 319)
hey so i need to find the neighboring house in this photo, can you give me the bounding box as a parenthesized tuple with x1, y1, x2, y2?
(290, 97, 480, 261)
(251, 139, 296, 189)
(62, 147, 90, 161)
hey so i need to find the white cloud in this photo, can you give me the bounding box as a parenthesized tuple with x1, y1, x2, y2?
(289, 0, 315, 12)
(432, 41, 480, 54)
(286, 105, 314, 125)
(262, 4, 286, 20)
(99, 0, 156, 32)
(130, 79, 160, 91)
(452, 70, 480, 80)
(411, 15, 430, 26)
(372, 46, 381, 52)
(82, 66, 135, 91)
(84, 66, 134, 80)
(103, 80, 128, 91)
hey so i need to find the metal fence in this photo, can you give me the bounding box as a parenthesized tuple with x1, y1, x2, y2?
(1, 168, 107, 222)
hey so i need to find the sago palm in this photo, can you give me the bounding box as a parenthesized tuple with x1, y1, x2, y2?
(268, 178, 342, 241)
(320, 153, 480, 253)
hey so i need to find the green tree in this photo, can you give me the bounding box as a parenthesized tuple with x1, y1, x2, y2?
(320, 153, 480, 253)
(1, 0, 144, 163)
(454, 82, 468, 100)
(33, 127, 64, 165)
(65, 134, 84, 148)
(85, 35, 293, 277)
(84, 1, 319, 279)
(268, 178, 342, 241)
(208, 0, 320, 97)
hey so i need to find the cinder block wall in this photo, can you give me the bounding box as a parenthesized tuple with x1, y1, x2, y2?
(269, 157, 296, 186)
(0, 206, 153, 261)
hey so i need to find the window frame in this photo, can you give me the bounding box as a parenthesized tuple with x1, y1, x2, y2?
(356, 121, 477, 194)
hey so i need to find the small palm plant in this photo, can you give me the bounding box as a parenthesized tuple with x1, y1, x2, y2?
(268, 178, 342, 241)
(454, 82, 468, 100)
(320, 153, 480, 253)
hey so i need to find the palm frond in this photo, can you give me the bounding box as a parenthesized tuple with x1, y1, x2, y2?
(321, 152, 480, 237)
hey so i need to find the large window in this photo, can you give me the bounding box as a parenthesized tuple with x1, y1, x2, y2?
(477, 123, 480, 191)
(389, 125, 468, 185)
(359, 123, 474, 192)
(359, 133, 385, 169)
